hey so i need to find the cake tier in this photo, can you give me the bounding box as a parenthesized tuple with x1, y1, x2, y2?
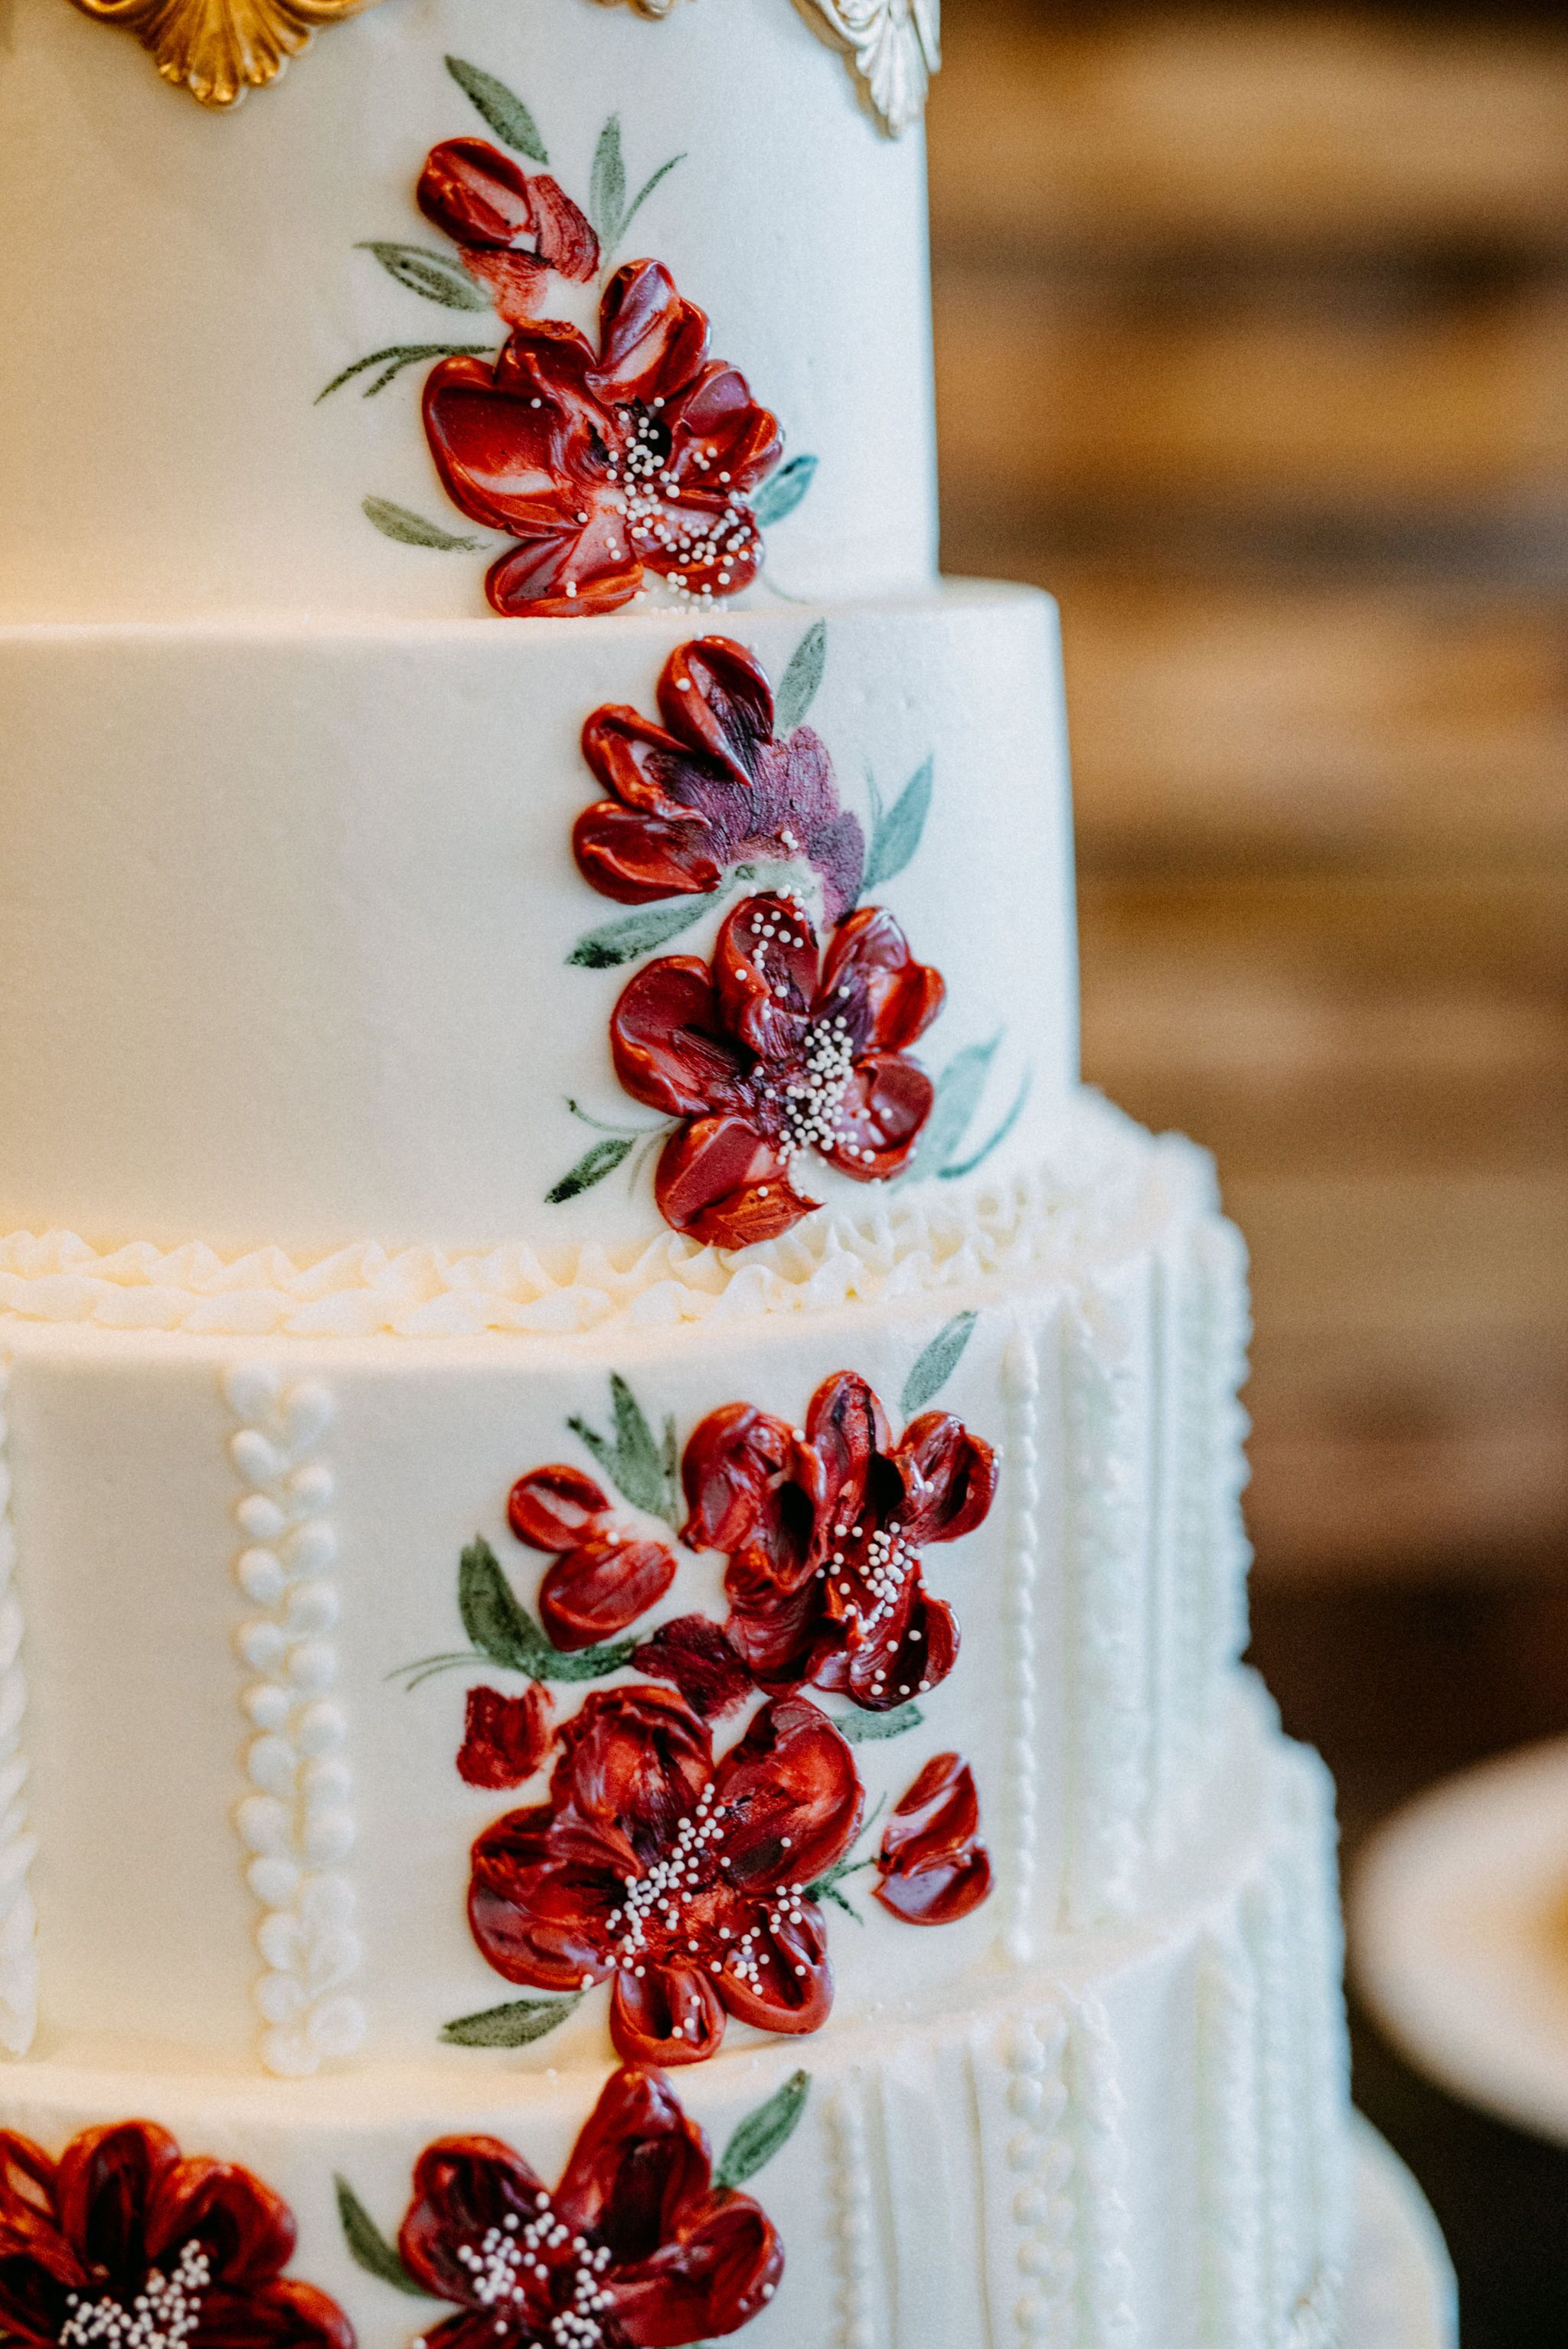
(0, 589, 1074, 1258)
(0, 1106, 1250, 2075)
(0, 1720, 1349, 2349)
(0, 0, 934, 624)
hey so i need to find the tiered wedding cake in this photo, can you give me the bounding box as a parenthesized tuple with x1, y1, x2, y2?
(0, 0, 1350, 2342)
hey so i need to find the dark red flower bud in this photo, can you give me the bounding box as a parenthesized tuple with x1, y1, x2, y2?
(874, 1752, 993, 1925)
(457, 1684, 554, 1789)
(417, 137, 537, 248)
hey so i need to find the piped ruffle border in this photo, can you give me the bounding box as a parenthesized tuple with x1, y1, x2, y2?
(0, 1098, 1214, 1343)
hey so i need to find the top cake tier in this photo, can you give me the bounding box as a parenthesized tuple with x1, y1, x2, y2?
(0, 0, 937, 623)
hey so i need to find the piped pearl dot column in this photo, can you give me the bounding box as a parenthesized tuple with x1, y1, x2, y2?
(224, 1363, 364, 2077)
(827, 2083, 878, 2349)
(1001, 1325, 1042, 1964)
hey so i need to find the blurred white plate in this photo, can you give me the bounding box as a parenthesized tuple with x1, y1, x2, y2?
(1348, 2115, 1458, 2347)
(1354, 1736, 1568, 2147)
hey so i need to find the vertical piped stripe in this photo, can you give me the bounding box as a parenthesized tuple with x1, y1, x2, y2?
(1197, 1929, 1265, 2349)
(0, 1356, 38, 2056)
(1067, 1995, 1137, 2348)
(827, 2081, 878, 2349)
(1002, 1325, 1042, 1963)
(224, 1362, 364, 2077)
(1060, 1292, 1148, 1928)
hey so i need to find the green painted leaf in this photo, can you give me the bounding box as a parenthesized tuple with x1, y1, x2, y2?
(316, 342, 495, 403)
(459, 1537, 549, 1674)
(828, 1701, 925, 1743)
(904, 1034, 1000, 1184)
(547, 1134, 636, 1202)
(590, 114, 627, 250)
(355, 242, 489, 312)
(715, 2070, 811, 2191)
(901, 1312, 978, 1418)
(361, 497, 482, 552)
(570, 1374, 678, 1522)
(544, 1633, 640, 1684)
(618, 152, 687, 248)
(863, 755, 933, 892)
(751, 453, 819, 530)
(335, 2178, 429, 2297)
(775, 619, 827, 733)
(441, 1994, 583, 2047)
(940, 1065, 1033, 1181)
(567, 895, 713, 969)
(446, 54, 547, 161)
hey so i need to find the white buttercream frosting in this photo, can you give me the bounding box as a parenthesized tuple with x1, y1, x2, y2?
(0, 1099, 1210, 1342)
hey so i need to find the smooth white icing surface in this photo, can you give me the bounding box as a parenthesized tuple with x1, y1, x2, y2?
(0, 0, 936, 622)
(0, 589, 1075, 1257)
(0, 1722, 1350, 2349)
(3, 1158, 1251, 2071)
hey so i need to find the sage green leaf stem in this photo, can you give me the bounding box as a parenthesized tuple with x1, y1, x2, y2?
(361, 498, 482, 551)
(862, 755, 933, 891)
(441, 1994, 583, 2047)
(355, 242, 490, 312)
(569, 1374, 680, 1524)
(714, 2070, 811, 2191)
(335, 2179, 429, 2297)
(547, 1134, 636, 1201)
(774, 619, 826, 733)
(900, 1313, 978, 1417)
(751, 452, 818, 528)
(446, 54, 548, 161)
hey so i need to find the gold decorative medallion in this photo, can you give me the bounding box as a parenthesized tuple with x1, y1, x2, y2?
(66, 0, 387, 106)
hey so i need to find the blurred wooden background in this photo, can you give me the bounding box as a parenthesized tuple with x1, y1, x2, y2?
(927, 0, 1568, 1586)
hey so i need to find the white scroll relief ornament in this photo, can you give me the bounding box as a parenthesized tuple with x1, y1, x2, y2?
(224, 1364, 365, 2077)
(799, 0, 939, 136)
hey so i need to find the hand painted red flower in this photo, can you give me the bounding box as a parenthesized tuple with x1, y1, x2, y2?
(611, 894, 944, 1248)
(874, 1752, 993, 1923)
(418, 138, 599, 325)
(423, 262, 782, 618)
(0, 2121, 351, 2349)
(397, 2067, 781, 2349)
(576, 639, 864, 923)
(508, 1467, 678, 1654)
(458, 1684, 555, 1789)
(682, 1371, 998, 1712)
(630, 1615, 755, 1721)
(468, 1683, 862, 2066)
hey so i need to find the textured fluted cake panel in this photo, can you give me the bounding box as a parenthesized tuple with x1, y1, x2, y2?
(0, 1112, 1250, 2072)
(0, 588, 1074, 1256)
(0, 1726, 1349, 2349)
(0, 0, 935, 622)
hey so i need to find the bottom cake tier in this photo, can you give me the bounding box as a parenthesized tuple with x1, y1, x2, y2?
(0, 1700, 1348, 2349)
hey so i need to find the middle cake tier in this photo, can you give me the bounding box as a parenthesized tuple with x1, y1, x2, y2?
(0, 1103, 1253, 2077)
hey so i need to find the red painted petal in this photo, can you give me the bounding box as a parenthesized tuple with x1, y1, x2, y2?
(713, 1694, 863, 1887)
(715, 1903, 835, 2039)
(399, 2137, 550, 2308)
(606, 2196, 783, 2349)
(897, 1414, 999, 1544)
(580, 704, 717, 822)
(657, 639, 775, 787)
(820, 1052, 935, 1181)
(528, 172, 599, 282)
(458, 246, 549, 328)
(610, 1962, 727, 2067)
(803, 1372, 889, 1537)
(667, 365, 783, 498)
(714, 894, 817, 1063)
(416, 139, 535, 248)
(539, 1537, 678, 1651)
(508, 1463, 610, 1553)
(874, 1753, 993, 1925)
(57, 2123, 178, 2289)
(842, 1586, 959, 1712)
(818, 905, 946, 1052)
(590, 261, 709, 403)
(468, 1805, 620, 1991)
(142, 2155, 294, 2287)
(573, 802, 724, 906)
(679, 1402, 795, 1553)
(612, 962, 751, 1119)
(486, 531, 642, 619)
(188, 2281, 355, 2349)
(554, 1685, 714, 1838)
(629, 1616, 755, 1720)
(553, 2066, 710, 2253)
(0, 2132, 70, 2279)
(654, 1118, 813, 1248)
(422, 349, 587, 539)
(722, 1559, 822, 1689)
(456, 1684, 554, 1789)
